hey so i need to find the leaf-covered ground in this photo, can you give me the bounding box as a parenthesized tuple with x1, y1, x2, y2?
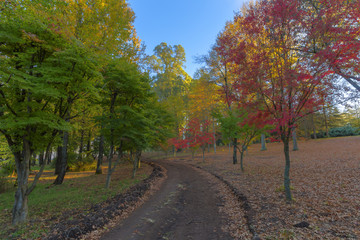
(177, 136, 360, 239)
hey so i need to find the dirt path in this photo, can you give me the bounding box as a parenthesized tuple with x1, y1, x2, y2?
(100, 160, 233, 240)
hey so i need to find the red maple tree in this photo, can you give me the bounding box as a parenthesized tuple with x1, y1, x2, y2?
(170, 118, 214, 161)
(216, 0, 336, 201)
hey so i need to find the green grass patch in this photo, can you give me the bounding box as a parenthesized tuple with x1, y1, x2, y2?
(0, 163, 151, 240)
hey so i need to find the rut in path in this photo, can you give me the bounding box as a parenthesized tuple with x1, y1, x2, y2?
(101, 160, 233, 240)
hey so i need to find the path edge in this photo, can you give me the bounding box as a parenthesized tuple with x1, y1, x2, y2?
(45, 161, 167, 240)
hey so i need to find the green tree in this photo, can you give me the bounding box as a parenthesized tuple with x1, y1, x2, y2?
(148, 43, 191, 139)
(0, 1, 100, 224)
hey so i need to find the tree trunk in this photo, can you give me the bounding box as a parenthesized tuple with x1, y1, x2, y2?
(29, 154, 32, 172)
(86, 130, 91, 156)
(105, 145, 114, 189)
(202, 146, 205, 162)
(38, 152, 44, 166)
(292, 128, 299, 151)
(132, 150, 141, 179)
(95, 135, 104, 174)
(12, 140, 31, 225)
(232, 138, 237, 164)
(53, 131, 69, 185)
(47, 151, 52, 165)
(55, 145, 62, 175)
(311, 114, 317, 139)
(240, 149, 244, 172)
(323, 107, 329, 138)
(78, 130, 84, 160)
(213, 120, 216, 154)
(261, 134, 267, 151)
(283, 138, 292, 202)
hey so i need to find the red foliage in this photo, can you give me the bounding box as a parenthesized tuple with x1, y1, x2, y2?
(215, 0, 348, 141)
(170, 118, 214, 151)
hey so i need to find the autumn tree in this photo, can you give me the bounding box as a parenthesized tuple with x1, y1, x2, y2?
(199, 45, 241, 162)
(301, 0, 360, 92)
(172, 118, 213, 162)
(188, 69, 222, 152)
(217, 0, 332, 201)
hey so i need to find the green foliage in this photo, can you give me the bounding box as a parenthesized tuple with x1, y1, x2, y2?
(97, 57, 174, 153)
(213, 109, 243, 143)
(148, 42, 191, 136)
(0, 136, 13, 162)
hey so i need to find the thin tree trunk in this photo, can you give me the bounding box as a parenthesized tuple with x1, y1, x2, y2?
(78, 130, 84, 160)
(173, 145, 176, 157)
(323, 106, 329, 137)
(292, 128, 299, 151)
(38, 152, 44, 166)
(132, 150, 141, 179)
(202, 146, 205, 162)
(213, 120, 216, 154)
(311, 114, 317, 139)
(29, 154, 32, 171)
(86, 130, 91, 156)
(105, 92, 117, 188)
(53, 131, 69, 185)
(261, 134, 267, 151)
(95, 134, 104, 174)
(105, 145, 114, 189)
(240, 147, 244, 172)
(283, 138, 292, 202)
(47, 151, 52, 165)
(132, 152, 137, 179)
(233, 138, 237, 164)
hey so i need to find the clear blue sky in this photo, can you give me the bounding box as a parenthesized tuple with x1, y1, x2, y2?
(128, 0, 247, 78)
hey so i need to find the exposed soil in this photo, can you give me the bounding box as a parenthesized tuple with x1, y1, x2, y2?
(99, 160, 246, 240)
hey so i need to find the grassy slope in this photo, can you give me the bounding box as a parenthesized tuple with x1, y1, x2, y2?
(0, 162, 152, 239)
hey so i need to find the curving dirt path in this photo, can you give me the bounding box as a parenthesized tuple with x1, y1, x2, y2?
(100, 160, 233, 240)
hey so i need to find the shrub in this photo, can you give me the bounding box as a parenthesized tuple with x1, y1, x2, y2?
(329, 125, 359, 138)
(0, 176, 13, 193)
(67, 152, 97, 172)
(311, 131, 327, 139)
(0, 159, 16, 176)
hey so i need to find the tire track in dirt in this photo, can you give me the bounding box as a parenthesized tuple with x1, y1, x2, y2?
(100, 160, 233, 240)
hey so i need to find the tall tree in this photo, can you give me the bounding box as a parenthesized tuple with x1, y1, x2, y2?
(0, 1, 98, 224)
(217, 0, 331, 201)
(148, 43, 191, 139)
